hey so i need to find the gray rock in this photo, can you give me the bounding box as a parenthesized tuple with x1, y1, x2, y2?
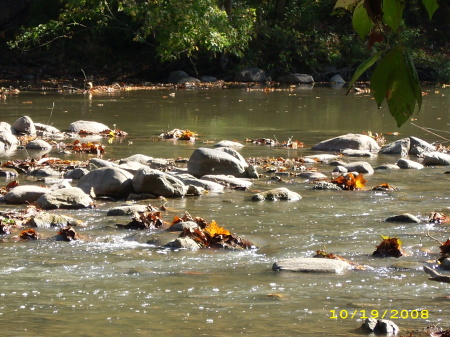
(199, 76, 217, 83)
(374, 163, 400, 170)
(169, 221, 199, 231)
(278, 73, 314, 84)
(381, 137, 410, 155)
(0, 131, 18, 148)
(441, 258, 450, 270)
(385, 213, 421, 223)
(423, 152, 450, 166)
(361, 318, 399, 335)
(119, 154, 153, 165)
(330, 74, 345, 83)
(245, 164, 260, 179)
(29, 167, 61, 176)
(312, 133, 380, 152)
(106, 204, 149, 216)
(410, 136, 436, 155)
(30, 213, 81, 228)
(396, 158, 424, 169)
(78, 167, 133, 198)
(0, 122, 15, 134)
(36, 187, 93, 209)
(132, 168, 187, 197)
(89, 158, 118, 169)
(118, 161, 149, 175)
(341, 149, 375, 157)
(147, 158, 173, 170)
(272, 257, 351, 274)
(313, 182, 342, 190)
(344, 161, 374, 174)
(25, 139, 53, 150)
(187, 147, 248, 178)
(214, 140, 244, 148)
(234, 67, 266, 82)
(174, 173, 225, 193)
(48, 179, 73, 190)
(168, 70, 200, 84)
(12, 116, 36, 135)
(332, 165, 348, 173)
(34, 123, 61, 134)
(252, 187, 301, 201)
(69, 120, 110, 134)
(216, 146, 247, 166)
(186, 185, 204, 196)
(201, 174, 253, 189)
(298, 172, 328, 180)
(165, 236, 201, 250)
(64, 168, 89, 179)
(4, 185, 49, 204)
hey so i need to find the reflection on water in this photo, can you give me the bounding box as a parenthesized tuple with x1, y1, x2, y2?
(0, 86, 449, 336)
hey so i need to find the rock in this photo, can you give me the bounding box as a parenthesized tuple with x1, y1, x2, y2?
(332, 165, 348, 173)
(381, 137, 411, 155)
(169, 221, 199, 231)
(423, 152, 450, 166)
(106, 204, 149, 216)
(0, 130, 18, 148)
(0, 122, 15, 134)
(89, 158, 118, 169)
(214, 140, 244, 148)
(12, 116, 36, 135)
(186, 184, 204, 196)
(313, 182, 342, 190)
(361, 318, 399, 335)
(201, 174, 253, 189)
(341, 149, 375, 157)
(199, 76, 217, 83)
(298, 172, 328, 180)
(344, 161, 374, 174)
(252, 187, 301, 201)
(29, 213, 81, 228)
(234, 67, 266, 82)
(272, 257, 352, 274)
(278, 73, 314, 84)
(374, 164, 400, 170)
(132, 168, 187, 197)
(330, 74, 345, 83)
(410, 136, 436, 155)
(78, 167, 133, 198)
(36, 187, 93, 209)
(168, 70, 200, 84)
(441, 258, 450, 270)
(118, 161, 149, 175)
(64, 168, 89, 179)
(385, 213, 421, 223)
(174, 173, 225, 193)
(4, 185, 49, 204)
(34, 123, 61, 134)
(312, 133, 380, 152)
(216, 146, 247, 166)
(48, 179, 72, 190)
(396, 158, 424, 169)
(165, 236, 200, 250)
(29, 167, 61, 176)
(69, 120, 110, 134)
(25, 139, 53, 150)
(245, 164, 259, 179)
(146, 158, 173, 170)
(187, 147, 248, 178)
(119, 154, 153, 165)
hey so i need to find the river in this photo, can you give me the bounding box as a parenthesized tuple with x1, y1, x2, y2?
(0, 84, 449, 336)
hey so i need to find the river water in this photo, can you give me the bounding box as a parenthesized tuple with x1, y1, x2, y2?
(0, 84, 449, 336)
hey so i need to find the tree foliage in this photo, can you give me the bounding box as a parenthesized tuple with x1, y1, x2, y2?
(335, 0, 440, 127)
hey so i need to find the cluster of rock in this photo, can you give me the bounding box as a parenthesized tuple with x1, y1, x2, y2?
(0, 115, 115, 154)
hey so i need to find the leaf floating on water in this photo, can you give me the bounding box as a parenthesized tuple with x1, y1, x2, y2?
(19, 229, 38, 240)
(204, 220, 231, 236)
(373, 235, 403, 258)
(331, 173, 366, 190)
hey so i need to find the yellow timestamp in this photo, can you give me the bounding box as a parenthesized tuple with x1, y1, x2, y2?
(329, 309, 429, 320)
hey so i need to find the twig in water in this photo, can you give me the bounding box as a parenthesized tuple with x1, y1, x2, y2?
(46, 102, 55, 127)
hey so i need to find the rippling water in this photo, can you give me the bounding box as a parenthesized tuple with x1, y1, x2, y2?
(0, 85, 449, 336)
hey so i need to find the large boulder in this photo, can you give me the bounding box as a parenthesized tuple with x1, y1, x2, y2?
(312, 133, 380, 152)
(187, 147, 248, 178)
(272, 257, 352, 274)
(234, 68, 266, 82)
(252, 187, 301, 201)
(78, 167, 133, 198)
(132, 168, 187, 197)
(69, 120, 110, 134)
(36, 187, 93, 209)
(423, 152, 450, 166)
(381, 136, 435, 155)
(4, 185, 49, 204)
(278, 73, 314, 84)
(12, 116, 36, 135)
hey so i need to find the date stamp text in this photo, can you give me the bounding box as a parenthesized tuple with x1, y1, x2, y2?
(329, 309, 428, 320)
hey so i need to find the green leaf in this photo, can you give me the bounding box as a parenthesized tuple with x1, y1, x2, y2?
(421, 0, 439, 20)
(334, 0, 359, 10)
(346, 50, 383, 94)
(382, 0, 404, 32)
(352, 0, 373, 39)
(370, 47, 422, 127)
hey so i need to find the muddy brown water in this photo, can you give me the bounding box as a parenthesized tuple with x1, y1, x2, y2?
(0, 85, 449, 336)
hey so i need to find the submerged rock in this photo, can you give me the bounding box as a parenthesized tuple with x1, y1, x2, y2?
(396, 158, 424, 169)
(423, 152, 450, 166)
(272, 257, 352, 274)
(385, 213, 421, 223)
(36, 187, 93, 209)
(4, 185, 49, 204)
(106, 204, 149, 216)
(361, 318, 399, 335)
(252, 187, 301, 201)
(69, 120, 110, 134)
